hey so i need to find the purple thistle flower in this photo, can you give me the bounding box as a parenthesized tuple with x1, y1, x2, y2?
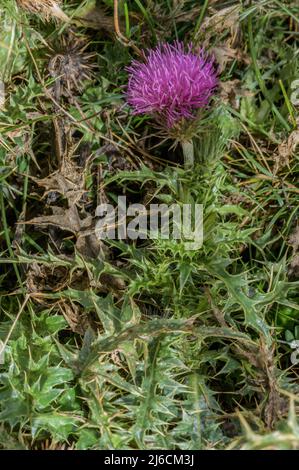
(126, 41, 218, 129)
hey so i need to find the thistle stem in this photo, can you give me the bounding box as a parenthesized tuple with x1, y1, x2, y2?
(113, 0, 142, 56)
(182, 140, 194, 169)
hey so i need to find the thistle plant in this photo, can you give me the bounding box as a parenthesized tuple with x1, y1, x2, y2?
(126, 41, 218, 167)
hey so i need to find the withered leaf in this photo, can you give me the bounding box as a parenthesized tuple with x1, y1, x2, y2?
(59, 300, 91, 335)
(219, 79, 254, 108)
(274, 130, 299, 175)
(26, 206, 82, 234)
(33, 158, 86, 206)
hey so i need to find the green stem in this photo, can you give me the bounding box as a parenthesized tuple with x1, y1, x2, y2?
(193, 0, 209, 39)
(182, 140, 194, 169)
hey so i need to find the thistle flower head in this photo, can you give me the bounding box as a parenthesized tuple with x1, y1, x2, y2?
(48, 33, 95, 96)
(126, 41, 218, 129)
